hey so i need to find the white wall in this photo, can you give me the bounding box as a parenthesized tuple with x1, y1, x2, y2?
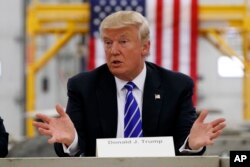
(0, 0, 24, 140)
(197, 37, 243, 129)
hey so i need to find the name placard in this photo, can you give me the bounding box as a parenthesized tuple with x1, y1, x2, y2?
(96, 137, 175, 157)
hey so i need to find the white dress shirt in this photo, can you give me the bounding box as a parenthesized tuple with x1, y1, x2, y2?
(115, 63, 146, 138)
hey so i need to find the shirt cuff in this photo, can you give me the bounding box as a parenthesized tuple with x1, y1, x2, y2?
(62, 130, 80, 156)
(179, 136, 203, 153)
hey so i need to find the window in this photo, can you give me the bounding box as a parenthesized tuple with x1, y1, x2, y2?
(218, 56, 243, 78)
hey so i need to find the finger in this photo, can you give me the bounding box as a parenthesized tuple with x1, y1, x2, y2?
(33, 121, 50, 130)
(38, 128, 52, 136)
(196, 110, 208, 123)
(48, 136, 57, 144)
(213, 122, 226, 132)
(36, 113, 51, 123)
(201, 138, 214, 147)
(55, 104, 66, 117)
(210, 130, 223, 140)
(211, 118, 226, 127)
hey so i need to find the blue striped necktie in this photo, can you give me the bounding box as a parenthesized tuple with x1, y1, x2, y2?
(124, 82, 143, 138)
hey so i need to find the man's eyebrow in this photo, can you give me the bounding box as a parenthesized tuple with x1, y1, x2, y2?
(103, 37, 111, 40)
(102, 32, 130, 40)
(119, 33, 130, 38)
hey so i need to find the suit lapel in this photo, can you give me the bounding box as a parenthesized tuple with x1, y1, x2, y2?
(142, 63, 163, 136)
(96, 67, 117, 138)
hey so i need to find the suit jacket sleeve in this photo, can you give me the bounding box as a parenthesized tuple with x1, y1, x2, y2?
(54, 65, 115, 157)
(0, 118, 8, 158)
(54, 75, 87, 157)
(172, 77, 205, 155)
(143, 63, 205, 155)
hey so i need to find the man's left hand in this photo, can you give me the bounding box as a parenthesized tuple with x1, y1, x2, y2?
(188, 110, 226, 150)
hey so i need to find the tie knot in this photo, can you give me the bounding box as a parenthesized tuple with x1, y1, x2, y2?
(124, 82, 136, 91)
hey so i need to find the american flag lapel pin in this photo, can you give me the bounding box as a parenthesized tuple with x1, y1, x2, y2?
(155, 94, 161, 100)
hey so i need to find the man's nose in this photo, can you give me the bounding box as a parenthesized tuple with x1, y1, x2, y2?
(110, 42, 120, 55)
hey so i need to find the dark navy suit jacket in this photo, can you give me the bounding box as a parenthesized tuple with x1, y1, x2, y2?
(55, 62, 205, 156)
(0, 117, 8, 157)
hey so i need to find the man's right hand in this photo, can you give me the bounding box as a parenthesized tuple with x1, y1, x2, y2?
(33, 104, 75, 146)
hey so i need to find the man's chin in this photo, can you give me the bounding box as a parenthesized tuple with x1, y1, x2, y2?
(109, 69, 128, 80)
(110, 70, 123, 77)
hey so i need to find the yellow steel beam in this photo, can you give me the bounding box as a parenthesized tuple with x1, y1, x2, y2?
(26, 35, 36, 138)
(26, 3, 90, 137)
(26, 65, 36, 138)
(242, 1, 250, 121)
(199, 3, 250, 122)
(205, 30, 244, 64)
(242, 30, 250, 120)
(29, 27, 88, 35)
(199, 5, 245, 31)
(26, 31, 75, 137)
(244, 63, 250, 120)
(199, 5, 246, 21)
(33, 31, 75, 73)
(27, 3, 90, 35)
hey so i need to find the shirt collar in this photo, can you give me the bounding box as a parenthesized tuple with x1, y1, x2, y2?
(115, 63, 147, 92)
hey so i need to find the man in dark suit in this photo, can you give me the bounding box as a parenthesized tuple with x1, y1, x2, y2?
(0, 117, 8, 157)
(33, 11, 226, 157)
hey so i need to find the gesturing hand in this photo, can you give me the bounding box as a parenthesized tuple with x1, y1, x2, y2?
(33, 104, 75, 146)
(188, 110, 226, 150)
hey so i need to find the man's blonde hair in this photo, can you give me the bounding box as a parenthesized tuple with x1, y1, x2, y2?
(99, 11, 150, 43)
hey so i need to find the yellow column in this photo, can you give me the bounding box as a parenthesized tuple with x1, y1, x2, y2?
(242, 29, 250, 120)
(26, 36, 36, 138)
(26, 66, 36, 138)
(242, 0, 250, 120)
(25, 2, 89, 137)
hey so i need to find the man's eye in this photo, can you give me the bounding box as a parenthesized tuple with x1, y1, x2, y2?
(120, 40, 128, 44)
(104, 41, 112, 47)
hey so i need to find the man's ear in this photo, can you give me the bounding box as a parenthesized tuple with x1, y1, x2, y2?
(142, 40, 150, 56)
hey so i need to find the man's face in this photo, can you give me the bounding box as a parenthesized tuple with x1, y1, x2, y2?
(102, 26, 150, 81)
